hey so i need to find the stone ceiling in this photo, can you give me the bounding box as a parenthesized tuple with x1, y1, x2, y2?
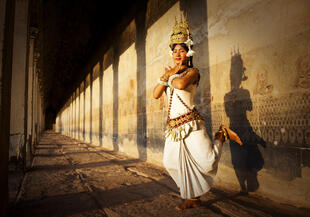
(32, 0, 135, 122)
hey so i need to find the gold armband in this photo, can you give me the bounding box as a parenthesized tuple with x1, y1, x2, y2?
(160, 74, 169, 82)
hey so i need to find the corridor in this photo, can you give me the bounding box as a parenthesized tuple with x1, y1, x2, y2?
(9, 132, 309, 217)
(2, 0, 310, 215)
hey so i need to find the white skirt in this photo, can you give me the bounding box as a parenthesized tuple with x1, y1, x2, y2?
(163, 121, 222, 199)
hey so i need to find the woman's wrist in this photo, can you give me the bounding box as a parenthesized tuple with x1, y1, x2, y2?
(158, 73, 170, 86)
(160, 74, 169, 82)
(157, 79, 168, 86)
(168, 74, 181, 88)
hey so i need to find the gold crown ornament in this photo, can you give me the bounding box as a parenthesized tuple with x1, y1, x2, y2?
(169, 15, 195, 57)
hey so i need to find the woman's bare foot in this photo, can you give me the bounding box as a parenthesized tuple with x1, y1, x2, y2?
(176, 199, 201, 211)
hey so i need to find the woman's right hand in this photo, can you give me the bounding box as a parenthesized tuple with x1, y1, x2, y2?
(164, 65, 181, 77)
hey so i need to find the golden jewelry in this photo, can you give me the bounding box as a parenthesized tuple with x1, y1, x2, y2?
(189, 198, 199, 201)
(160, 74, 169, 82)
(170, 16, 192, 48)
(169, 15, 195, 57)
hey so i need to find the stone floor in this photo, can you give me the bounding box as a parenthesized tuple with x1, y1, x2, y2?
(9, 132, 310, 217)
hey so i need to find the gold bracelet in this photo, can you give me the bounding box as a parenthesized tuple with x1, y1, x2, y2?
(160, 74, 169, 82)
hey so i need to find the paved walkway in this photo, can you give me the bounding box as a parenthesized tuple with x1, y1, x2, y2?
(9, 132, 310, 217)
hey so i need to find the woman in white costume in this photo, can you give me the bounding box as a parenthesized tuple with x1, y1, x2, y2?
(153, 18, 242, 210)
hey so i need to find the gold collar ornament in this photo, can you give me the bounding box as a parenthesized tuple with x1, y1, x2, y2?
(169, 15, 195, 57)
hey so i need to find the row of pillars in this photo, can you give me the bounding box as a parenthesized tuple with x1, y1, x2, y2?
(0, 0, 45, 216)
(56, 2, 149, 160)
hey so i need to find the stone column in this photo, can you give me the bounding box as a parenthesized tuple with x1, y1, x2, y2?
(9, 0, 29, 162)
(0, 0, 6, 78)
(31, 58, 37, 147)
(72, 92, 75, 137)
(0, 0, 15, 215)
(25, 27, 38, 168)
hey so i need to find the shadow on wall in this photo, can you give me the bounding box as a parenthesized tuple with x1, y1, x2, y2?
(58, 113, 62, 133)
(99, 61, 103, 146)
(135, 1, 148, 161)
(224, 50, 266, 193)
(90, 71, 93, 144)
(83, 80, 86, 141)
(113, 42, 120, 152)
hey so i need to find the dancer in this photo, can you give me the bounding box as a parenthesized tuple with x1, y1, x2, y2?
(153, 17, 242, 210)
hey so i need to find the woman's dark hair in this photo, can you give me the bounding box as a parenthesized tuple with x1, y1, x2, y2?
(171, 43, 193, 68)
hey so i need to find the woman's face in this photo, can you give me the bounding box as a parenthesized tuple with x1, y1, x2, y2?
(172, 44, 188, 66)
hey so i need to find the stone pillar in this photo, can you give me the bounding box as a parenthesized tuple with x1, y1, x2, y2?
(135, 2, 148, 161)
(31, 60, 41, 147)
(9, 0, 29, 162)
(25, 28, 38, 168)
(90, 70, 93, 143)
(0, 0, 15, 215)
(72, 92, 75, 137)
(77, 87, 80, 140)
(92, 63, 100, 146)
(38, 91, 42, 134)
(84, 74, 91, 143)
(31, 59, 37, 148)
(25, 38, 33, 167)
(69, 96, 71, 136)
(0, 0, 6, 78)
(81, 81, 85, 140)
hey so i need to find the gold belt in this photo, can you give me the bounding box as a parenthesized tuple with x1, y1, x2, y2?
(167, 108, 203, 129)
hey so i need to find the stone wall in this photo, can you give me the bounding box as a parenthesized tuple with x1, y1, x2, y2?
(205, 0, 310, 207)
(56, 0, 310, 207)
(8, 0, 45, 164)
(9, 0, 29, 160)
(0, 0, 13, 215)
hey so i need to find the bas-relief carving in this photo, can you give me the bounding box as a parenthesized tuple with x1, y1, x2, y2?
(295, 55, 310, 89)
(211, 49, 310, 182)
(252, 99, 305, 148)
(211, 50, 310, 148)
(255, 93, 309, 147)
(253, 67, 273, 95)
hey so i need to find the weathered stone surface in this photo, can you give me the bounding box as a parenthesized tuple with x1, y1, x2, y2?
(206, 0, 310, 207)
(9, 0, 29, 160)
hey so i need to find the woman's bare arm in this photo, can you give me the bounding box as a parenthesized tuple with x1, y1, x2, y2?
(171, 68, 199, 90)
(153, 83, 167, 99)
(153, 65, 183, 99)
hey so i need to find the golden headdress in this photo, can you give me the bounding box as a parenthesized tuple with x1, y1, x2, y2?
(169, 15, 195, 57)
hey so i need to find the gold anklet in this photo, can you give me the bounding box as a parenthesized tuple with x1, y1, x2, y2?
(189, 198, 199, 201)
